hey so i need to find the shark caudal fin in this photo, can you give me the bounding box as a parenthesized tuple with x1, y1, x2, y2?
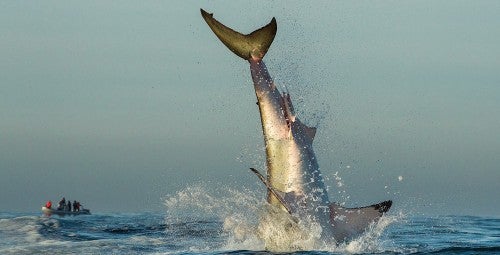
(330, 200, 392, 242)
(200, 9, 277, 60)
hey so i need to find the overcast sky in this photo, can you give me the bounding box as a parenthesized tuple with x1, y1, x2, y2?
(1, 1, 499, 216)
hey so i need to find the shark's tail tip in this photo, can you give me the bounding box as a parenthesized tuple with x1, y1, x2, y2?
(201, 9, 277, 60)
(200, 8, 211, 18)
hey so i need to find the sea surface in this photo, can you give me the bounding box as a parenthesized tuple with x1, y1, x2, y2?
(1, 188, 499, 254)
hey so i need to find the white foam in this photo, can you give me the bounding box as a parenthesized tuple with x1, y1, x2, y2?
(163, 183, 402, 253)
(0, 216, 78, 254)
(0, 216, 45, 245)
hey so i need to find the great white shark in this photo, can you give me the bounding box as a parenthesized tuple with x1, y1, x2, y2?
(200, 9, 392, 244)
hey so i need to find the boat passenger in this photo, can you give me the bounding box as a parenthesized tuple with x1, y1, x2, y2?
(67, 201, 72, 211)
(73, 201, 77, 212)
(57, 197, 66, 210)
(45, 200, 52, 209)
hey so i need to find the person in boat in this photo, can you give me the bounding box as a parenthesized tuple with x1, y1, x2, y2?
(67, 200, 72, 211)
(45, 200, 52, 209)
(72, 201, 77, 212)
(57, 197, 66, 210)
(75, 201, 81, 212)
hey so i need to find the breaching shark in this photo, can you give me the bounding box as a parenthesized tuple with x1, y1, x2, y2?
(200, 9, 392, 244)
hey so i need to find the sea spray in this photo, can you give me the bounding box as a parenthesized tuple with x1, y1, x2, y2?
(163, 183, 399, 252)
(163, 184, 261, 222)
(163, 183, 264, 250)
(257, 204, 323, 252)
(343, 213, 403, 253)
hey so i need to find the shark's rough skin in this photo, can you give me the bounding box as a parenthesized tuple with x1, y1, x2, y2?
(201, 9, 392, 244)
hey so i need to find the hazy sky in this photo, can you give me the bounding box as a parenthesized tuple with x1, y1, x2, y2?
(1, 1, 499, 215)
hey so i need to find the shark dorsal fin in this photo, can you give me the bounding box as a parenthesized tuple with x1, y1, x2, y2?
(291, 120, 317, 144)
(304, 126, 316, 141)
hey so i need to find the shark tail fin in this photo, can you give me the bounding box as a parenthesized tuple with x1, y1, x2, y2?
(330, 200, 392, 241)
(201, 9, 277, 60)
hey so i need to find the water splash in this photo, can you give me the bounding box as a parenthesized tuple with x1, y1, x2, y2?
(256, 204, 323, 252)
(163, 183, 264, 251)
(340, 212, 405, 254)
(163, 183, 401, 253)
(164, 183, 261, 221)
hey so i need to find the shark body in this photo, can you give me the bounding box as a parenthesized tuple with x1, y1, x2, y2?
(200, 9, 392, 244)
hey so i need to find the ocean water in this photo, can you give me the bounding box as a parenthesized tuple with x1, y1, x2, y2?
(1, 187, 499, 254)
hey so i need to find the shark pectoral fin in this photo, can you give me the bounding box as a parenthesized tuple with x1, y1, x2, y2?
(201, 9, 276, 60)
(329, 200, 392, 241)
(249, 168, 292, 214)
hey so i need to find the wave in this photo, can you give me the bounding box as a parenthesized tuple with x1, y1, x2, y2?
(0, 213, 170, 254)
(421, 246, 500, 254)
(2, 187, 498, 254)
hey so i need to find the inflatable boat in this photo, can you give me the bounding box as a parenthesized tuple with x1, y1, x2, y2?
(41, 206, 91, 216)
